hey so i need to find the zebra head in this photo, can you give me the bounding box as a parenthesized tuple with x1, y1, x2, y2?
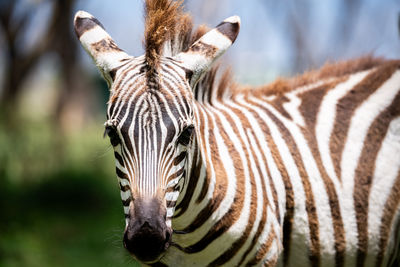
(74, 10, 240, 263)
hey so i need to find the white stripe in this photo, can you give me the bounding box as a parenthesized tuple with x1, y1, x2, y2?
(173, 107, 236, 247)
(265, 101, 335, 265)
(115, 159, 127, 174)
(79, 26, 131, 71)
(236, 95, 286, 224)
(249, 96, 310, 267)
(166, 177, 180, 188)
(367, 117, 400, 258)
(227, 129, 265, 265)
(283, 93, 306, 127)
(119, 178, 130, 187)
(316, 70, 371, 185)
(79, 26, 110, 45)
(342, 70, 400, 265)
(167, 207, 175, 217)
(123, 206, 129, 215)
(166, 191, 180, 202)
(120, 190, 131, 201)
(172, 106, 215, 229)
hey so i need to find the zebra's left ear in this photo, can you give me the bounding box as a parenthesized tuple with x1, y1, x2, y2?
(175, 15, 240, 87)
(74, 10, 133, 87)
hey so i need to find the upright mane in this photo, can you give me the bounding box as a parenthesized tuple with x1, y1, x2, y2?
(143, 0, 229, 99)
(144, 0, 191, 70)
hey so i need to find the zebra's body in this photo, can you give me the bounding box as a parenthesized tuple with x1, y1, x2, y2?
(74, 1, 400, 266)
(166, 62, 400, 267)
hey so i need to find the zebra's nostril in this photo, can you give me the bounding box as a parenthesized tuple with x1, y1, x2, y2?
(165, 230, 171, 242)
(141, 221, 150, 228)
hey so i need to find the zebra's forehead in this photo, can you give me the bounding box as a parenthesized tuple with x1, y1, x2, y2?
(106, 57, 193, 120)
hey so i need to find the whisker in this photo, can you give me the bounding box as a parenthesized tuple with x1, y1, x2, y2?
(173, 229, 188, 234)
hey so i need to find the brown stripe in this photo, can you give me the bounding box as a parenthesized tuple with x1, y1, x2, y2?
(246, 97, 296, 266)
(208, 106, 263, 265)
(299, 81, 346, 267)
(264, 107, 321, 267)
(354, 89, 400, 267)
(268, 95, 291, 120)
(216, 20, 240, 43)
(175, 108, 230, 224)
(245, 228, 278, 266)
(231, 102, 280, 265)
(330, 64, 398, 181)
(376, 172, 400, 267)
(91, 38, 123, 54)
(189, 41, 217, 57)
(74, 16, 105, 38)
(195, 109, 227, 204)
(268, 138, 295, 267)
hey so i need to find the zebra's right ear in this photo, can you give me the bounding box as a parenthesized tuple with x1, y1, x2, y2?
(74, 11, 133, 87)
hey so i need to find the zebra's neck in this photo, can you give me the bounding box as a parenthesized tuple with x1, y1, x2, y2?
(171, 101, 284, 252)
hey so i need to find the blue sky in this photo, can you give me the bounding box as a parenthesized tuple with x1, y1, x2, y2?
(3, 0, 400, 86)
(70, 0, 400, 85)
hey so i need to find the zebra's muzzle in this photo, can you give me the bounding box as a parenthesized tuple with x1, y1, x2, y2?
(123, 197, 172, 263)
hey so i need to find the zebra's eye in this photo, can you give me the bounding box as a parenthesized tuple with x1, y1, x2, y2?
(104, 126, 120, 146)
(177, 125, 194, 146)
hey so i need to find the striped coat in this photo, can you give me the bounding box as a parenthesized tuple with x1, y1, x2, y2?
(74, 1, 400, 266)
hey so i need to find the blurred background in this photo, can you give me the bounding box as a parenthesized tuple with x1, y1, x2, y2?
(0, 0, 399, 266)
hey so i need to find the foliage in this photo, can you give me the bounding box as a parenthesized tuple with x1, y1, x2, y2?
(0, 117, 139, 267)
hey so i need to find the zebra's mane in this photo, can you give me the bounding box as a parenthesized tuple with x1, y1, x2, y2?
(144, 0, 195, 70)
(217, 55, 386, 102)
(255, 56, 386, 96)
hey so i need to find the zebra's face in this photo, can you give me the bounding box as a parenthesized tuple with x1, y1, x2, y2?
(104, 57, 195, 262)
(74, 9, 240, 263)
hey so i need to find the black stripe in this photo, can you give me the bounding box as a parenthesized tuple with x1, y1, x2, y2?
(174, 148, 201, 218)
(114, 151, 124, 166)
(116, 167, 128, 179)
(167, 167, 185, 181)
(174, 151, 187, 166)
(122, 197, 131, 207)
(108, 69, 144, 119)
(216, 20, 240, 43)
(74, 16, 105, 38)
(166, 200, 176, 207)
(119, 182, 130, 192)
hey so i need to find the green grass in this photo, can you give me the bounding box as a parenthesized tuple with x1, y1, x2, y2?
(0, 118, 140, 267)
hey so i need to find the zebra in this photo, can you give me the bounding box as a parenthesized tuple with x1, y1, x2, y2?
(73, 1, 400, 266)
